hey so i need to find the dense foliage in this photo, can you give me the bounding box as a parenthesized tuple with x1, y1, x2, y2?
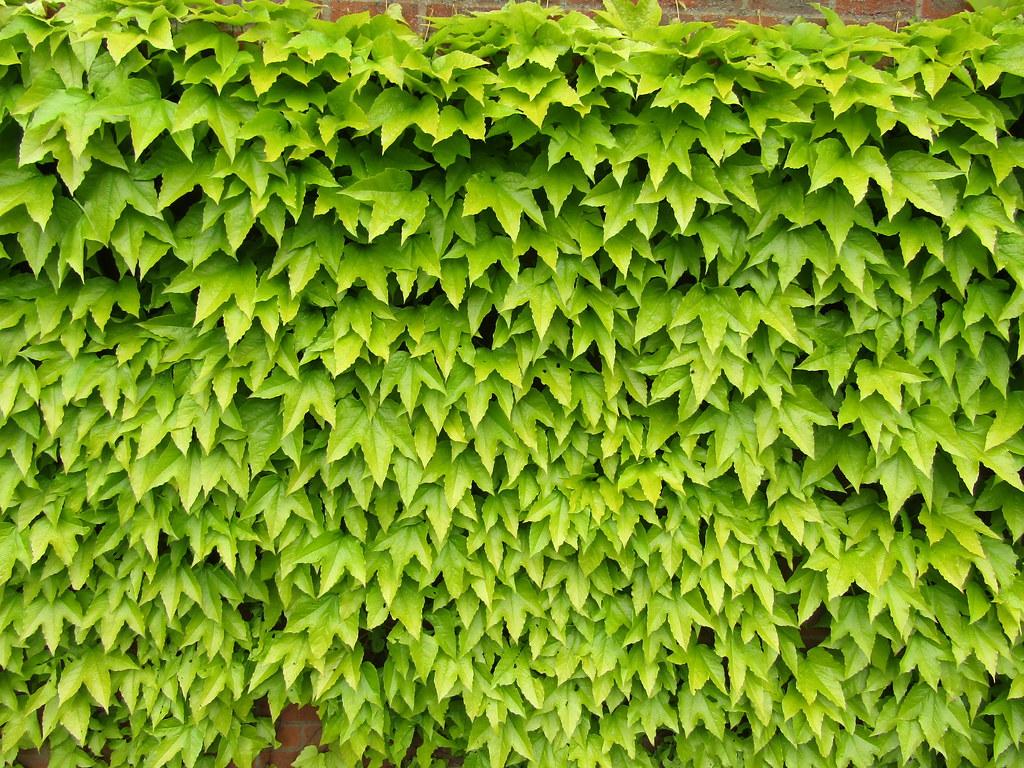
(1, 0, 1024, 765)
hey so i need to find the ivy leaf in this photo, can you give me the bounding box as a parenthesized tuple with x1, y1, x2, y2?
(81, 650, 112, 710)
(986, 393, 1024, 451)
(341, 170, 429, 241)
(391, 586, 423, 639)
(463, 172, 544, 241)
(0, 160, 55, 227)
(367, 89, 440, 150)
(882, 151, 961, 218)
(78, 167, 158, 244)
(100, 78, 174, 156)
(855, 356, 927, 410)
(809, 138, 891, 203)
(24, 86, 105, 158)
(878, 452, 921, 518)
(361, 413, 395, 488)
(596, 0, 662, 32)
(174, 83, 247, 159)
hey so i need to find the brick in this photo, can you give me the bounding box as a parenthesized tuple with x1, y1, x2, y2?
(18, 749, 49, 768)
(746, 0, 827, 19)
(322, 0, 384, 20)
(276, 723, 308, 749)
(834, 0, 914, 22)
(280, 704, 319, 723)
(665, 0, 740, 16)
(269, 747, 303, 768)
(301, 722, 324, 744)
(659, 0, 813, 23)
(726, 13, 784, 23)
(560, 0, 605, 14)
(234, 0, 959, 26)
(424, 1, 458, 17)
(920, 0, 966, 16)
(397, 3, 424, 29)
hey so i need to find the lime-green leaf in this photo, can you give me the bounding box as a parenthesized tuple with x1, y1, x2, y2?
(463, 172, 544, 241)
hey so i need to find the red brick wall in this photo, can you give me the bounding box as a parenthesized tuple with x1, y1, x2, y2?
(317, 0, 968, 32)
(264, 705, 325, 767)
(16, 748, 47, 768)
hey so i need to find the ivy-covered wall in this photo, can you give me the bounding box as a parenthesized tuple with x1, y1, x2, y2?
(307, 0, 966, 34)
(1, 0, 1023, 767)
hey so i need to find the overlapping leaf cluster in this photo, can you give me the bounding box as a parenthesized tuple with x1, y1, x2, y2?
(1, 0, 1023, 765)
